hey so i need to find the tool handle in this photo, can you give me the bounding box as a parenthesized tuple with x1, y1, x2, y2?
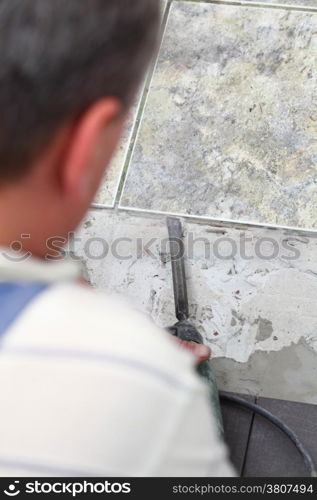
(167, 217, 189, 321)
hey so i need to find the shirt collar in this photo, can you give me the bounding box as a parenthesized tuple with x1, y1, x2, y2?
(0, 247, 81, 283)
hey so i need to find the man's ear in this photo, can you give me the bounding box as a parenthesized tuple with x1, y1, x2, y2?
(59, 97, 122, 201)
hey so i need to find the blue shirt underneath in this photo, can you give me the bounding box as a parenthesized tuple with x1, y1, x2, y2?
(0, 282, 48, 337)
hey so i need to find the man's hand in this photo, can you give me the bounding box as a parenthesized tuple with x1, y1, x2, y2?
(173, 338, 211, 364)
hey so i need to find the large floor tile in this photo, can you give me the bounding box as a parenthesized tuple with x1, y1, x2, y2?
(120, 2, 317, 229)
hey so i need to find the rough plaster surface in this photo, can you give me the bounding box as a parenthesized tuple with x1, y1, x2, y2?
(75, 210, 317, 403)
(120, 1, 317, 229)
(214, 338, 317, 403)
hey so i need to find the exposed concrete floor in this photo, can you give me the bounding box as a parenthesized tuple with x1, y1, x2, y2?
(75, 210, 317, 404)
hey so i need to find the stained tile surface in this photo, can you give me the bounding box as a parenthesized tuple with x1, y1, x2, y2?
(121, 2, 317, 229)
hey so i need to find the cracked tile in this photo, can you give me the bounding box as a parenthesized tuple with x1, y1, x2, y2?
(120, 1, 317, 229)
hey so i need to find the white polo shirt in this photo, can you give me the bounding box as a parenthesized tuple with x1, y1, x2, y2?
(0, 250, 234, 477)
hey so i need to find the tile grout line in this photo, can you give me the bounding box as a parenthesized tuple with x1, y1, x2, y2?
(90, 204, 317, 238)
(172, 0, 317, 13)
(113, 1, 173, 208)
(118, 206, 317, 235)
(104, 78, 150, 211)
(93, 3, 171, 210)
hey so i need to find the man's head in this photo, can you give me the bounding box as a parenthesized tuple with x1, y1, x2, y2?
(0, 0, 160, 255)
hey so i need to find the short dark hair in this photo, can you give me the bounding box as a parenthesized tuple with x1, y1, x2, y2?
(0, 0, 160, 181)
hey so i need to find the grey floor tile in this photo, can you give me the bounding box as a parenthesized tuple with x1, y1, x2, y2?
(220, 392, 255, 475)
(120, 1, 317, 229)
(243, 396, 317, 477)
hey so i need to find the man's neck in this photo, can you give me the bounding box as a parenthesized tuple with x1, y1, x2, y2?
(0, 184, 58, 259)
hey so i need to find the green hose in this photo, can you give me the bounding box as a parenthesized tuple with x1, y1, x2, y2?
(197, 360, 224, 437)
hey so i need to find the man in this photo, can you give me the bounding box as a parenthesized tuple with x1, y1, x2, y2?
(0, 0, 234, 476)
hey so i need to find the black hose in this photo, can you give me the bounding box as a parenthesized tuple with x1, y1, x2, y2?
(220, 392, 317, 478)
